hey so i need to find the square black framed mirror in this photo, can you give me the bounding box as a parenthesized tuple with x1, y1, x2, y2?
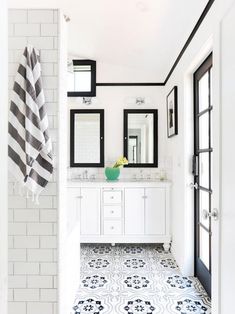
(67, 60, 96, 97)
(70, 109, 104, 167)
(124, 109, 158, 167)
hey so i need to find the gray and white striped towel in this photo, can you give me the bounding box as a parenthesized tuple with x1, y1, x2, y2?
(8, 45, 53, 201)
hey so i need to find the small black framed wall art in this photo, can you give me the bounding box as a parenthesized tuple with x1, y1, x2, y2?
(166, 86, 178, 138)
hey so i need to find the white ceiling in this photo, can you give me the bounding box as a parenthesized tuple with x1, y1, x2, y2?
(65, 0, 208, 82)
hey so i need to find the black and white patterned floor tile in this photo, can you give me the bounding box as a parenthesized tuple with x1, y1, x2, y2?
(72, 244, 211, 314)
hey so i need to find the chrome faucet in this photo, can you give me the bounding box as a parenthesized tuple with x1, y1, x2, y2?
(83, 170, 88, 180)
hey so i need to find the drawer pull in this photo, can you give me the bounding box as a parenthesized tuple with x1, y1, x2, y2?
(110, 226, 114, 230)
(110, 196, 114, 199)
(111, 210, 114, 214)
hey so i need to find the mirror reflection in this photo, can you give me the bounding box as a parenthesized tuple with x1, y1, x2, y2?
(128, 113, 154, 164)
(74, 114, 100, 163)
(124, 110, 158, 167)
(70, 110, 104, 167)
(67, 60, 96, 97)
(68, 64, 91, 93)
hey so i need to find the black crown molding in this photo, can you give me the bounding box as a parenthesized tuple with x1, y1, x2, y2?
(96, 0, 215, 87)
(96, 82, 165, 87)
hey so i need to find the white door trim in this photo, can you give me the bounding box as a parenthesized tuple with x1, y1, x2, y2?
(0, 2, 8, 314)
(184, 34, 221, 313)
(210, 23, 221, 314)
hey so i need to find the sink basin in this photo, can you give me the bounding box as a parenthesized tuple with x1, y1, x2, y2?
(70, 178, 101, 182)
(69, 178, 165, 183)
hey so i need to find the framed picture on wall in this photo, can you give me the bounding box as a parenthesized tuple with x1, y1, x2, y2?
(167, 86, 178, 137)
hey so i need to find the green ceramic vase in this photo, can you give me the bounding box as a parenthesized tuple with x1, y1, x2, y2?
(105, 167, 120, 181)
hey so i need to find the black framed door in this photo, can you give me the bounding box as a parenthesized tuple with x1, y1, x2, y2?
(193, 53, 213, 297)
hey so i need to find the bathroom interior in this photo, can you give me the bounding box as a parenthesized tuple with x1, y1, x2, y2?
(5, 1, 235, 314)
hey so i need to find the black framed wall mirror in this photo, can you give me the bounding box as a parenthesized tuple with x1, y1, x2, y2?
(124, 109, 158, 167)
(67, 60, 96, 97)
(70, 109, 104, 167)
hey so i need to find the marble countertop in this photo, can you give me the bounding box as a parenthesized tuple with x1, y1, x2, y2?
(67, 178, 171, 187)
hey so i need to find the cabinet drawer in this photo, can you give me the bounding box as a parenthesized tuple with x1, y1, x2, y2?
(103, 220, 122, 235)
(103, 191, 122, 204)
(104, 205, 122, 218)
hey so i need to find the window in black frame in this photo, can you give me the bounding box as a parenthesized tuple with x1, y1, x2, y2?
(124, 109, 158, 168)
(67, 60, 96, 97)
(70, 109, 104, 167)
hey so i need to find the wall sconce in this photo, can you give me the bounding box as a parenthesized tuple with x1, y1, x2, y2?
(136, 97, 145, 105)
(83, 97, 92, 105)
(124, 96, 152, 106)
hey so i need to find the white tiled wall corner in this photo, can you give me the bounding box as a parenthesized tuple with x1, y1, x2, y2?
(8, 10, 27, 24)
(14, 24, 41, 37)
(28, 10, 54, 24)
(9, 302, 27, 314)
(8, 9, 58, 314)
(27, 302, 53, 314)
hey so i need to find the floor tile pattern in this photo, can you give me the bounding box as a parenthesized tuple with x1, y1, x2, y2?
(72, 244, 211, 314)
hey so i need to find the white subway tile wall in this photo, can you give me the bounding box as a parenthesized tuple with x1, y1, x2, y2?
(8, 9, 58, 314)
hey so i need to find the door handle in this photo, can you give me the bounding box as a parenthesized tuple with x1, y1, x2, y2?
(202, 208, 219, 221)
(189, 182, 198, 190)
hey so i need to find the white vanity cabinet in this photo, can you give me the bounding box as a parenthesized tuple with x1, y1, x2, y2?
(67, 187, 100, 236)
(125, 188, 145, 235)
(67, 180, 171, 250)
(102, 188, 123, 236)
(145, 188, 166, 235)
(125, 187, 166, 236)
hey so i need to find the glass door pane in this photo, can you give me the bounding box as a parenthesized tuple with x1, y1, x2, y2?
(199, 226, 210, 269)
(199, 153, 209, 189)
(199, 71, 209, 112)
(199, 190, 210, 230)
(199, 113, 209, 149)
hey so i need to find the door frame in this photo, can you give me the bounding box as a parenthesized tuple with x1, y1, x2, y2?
(210, 24, 221, 314)
(0, 2, 8, 314)
(193, 52, 213, 297)
(184, 33, 221, 314)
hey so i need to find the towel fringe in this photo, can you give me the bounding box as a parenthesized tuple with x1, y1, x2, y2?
(35, 193, 40, 205)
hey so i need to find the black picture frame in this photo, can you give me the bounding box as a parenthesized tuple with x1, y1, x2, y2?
(70, 109, 104, 167)
(123, 109, 158, 168)
(167, 86, 178, 138)
(67, 60, 96, 97)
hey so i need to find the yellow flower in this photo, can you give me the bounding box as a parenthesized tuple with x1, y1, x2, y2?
(113, 156, 128, 168)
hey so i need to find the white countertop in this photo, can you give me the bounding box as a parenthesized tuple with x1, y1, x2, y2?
(67, 178, 171, 188)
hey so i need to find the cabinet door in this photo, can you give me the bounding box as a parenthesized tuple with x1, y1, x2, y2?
(145, 188, 165, 235)
(125, 188, 145, 235)
(67, 188, 81, 235)
(80, 188, 100, 235)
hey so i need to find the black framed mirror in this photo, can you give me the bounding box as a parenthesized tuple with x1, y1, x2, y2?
(67, 60, 96, 97)
(124, 109, 158, 167)
(70, 109, 104, 167)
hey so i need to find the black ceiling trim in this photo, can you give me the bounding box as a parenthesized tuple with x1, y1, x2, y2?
(96, 82, 165, 87)
(164, 0, 215, 84)
(95, 0, 215, 87)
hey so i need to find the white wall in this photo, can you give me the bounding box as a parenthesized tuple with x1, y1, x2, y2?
(68, 85, 170, 179)
(163, 0, 235, 312)
(164, 0, 234, 272)
(58, 12, 81, 314)
(8, 9, 59, 314)
(220, 3, 235, 312)
(0, 1, 8, 314)
(8, 0, 59, 8)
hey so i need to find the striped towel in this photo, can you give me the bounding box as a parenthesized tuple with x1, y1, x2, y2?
(8, 45, 53, 201)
